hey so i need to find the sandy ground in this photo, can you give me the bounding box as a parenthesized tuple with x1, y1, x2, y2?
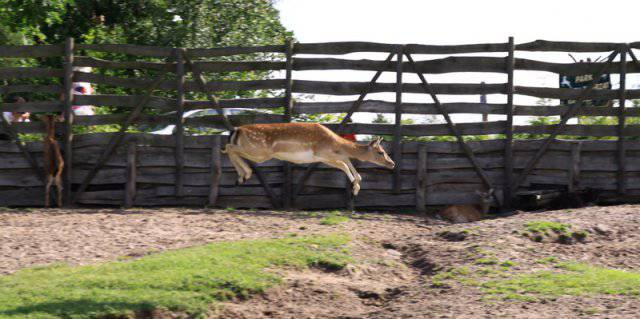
(2, 205, 640, 318)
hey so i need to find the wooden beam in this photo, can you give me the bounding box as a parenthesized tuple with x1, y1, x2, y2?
(405, 52, 500, 205)
(283, 40, 294, 209)
(0, 44, 63, 58)
(416, 144, 427, 213)
(512, 49, 619, 191)
(503, 37, 515, 208)
(618, 46, 628, 195)
(515, 40, 619, 52)
(208, 136, 222, 206)
(174, 48, 186, 197)
(124, 141, 137, 208)
(293, 80, 506, 96)
(292, 53, 395, 199)
(568, 141, 582, 193)
(62, 37, 74, 206)
(393, 48, 403, 193)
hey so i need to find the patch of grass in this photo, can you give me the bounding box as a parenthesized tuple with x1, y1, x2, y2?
(524, 221, 571, 235)
(225, 206, 235, 212)
(320, 213, 350, 226)
(0, 234, 351, 318)
(500, 260, 517, 268)
(535, 256, 558, 264)
(482, 262, 640, 301)
(475, 257, 499, 265)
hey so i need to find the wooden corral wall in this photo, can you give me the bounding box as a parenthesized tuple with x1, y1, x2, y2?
(2, 39, 640, 209)
(1, 136, 638, 209)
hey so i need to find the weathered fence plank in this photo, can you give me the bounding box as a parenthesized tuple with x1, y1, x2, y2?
(63, 37, 75, 206)
(293, 80, 506, 95)
(124, 141, 137, 208)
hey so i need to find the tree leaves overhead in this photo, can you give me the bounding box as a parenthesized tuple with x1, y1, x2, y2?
(0, 0, 292, 47)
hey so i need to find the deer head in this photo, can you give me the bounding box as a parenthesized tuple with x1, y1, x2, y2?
(475, 189, 494, 214)
(361, 137, 395, 169)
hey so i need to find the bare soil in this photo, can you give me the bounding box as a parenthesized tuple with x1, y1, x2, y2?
(2, 205, 640, 318)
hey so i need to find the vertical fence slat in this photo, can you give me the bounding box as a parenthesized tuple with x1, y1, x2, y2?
(209, 136, 222, 206)
(393, 47, 403, 193)
(63, 37, 75, 206)
(124, 140, 137, 208)
(283, 40, 294, 209)
(568, 141, 582, 193)
(174, 48, 186, 197)
(617, 46, 628, 195)
(503, 36, 515, 208)
(416, 144, 427, 213)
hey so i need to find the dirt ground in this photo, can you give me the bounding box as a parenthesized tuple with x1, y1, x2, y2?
(2, 205, 640, 318)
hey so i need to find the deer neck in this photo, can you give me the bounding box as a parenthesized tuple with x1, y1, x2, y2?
(340, 141, 369, 160)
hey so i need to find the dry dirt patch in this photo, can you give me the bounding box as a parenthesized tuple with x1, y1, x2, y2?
(1, 206, 640, 318)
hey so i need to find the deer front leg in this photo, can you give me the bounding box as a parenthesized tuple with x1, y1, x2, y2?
(44, 176, 53, 208)
(323, 160, 360, 196)
(345, 160, 361, 185)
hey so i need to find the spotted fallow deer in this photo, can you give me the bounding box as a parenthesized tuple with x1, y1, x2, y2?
(222, 123, 395, 196)
(42, 115, 64, 207)
(437, 189, 493, 223)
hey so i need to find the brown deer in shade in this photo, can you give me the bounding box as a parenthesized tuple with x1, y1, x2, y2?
(437, 189, 493, 223)
(222, 123, 395, 196)
(42, 115, 64, 207)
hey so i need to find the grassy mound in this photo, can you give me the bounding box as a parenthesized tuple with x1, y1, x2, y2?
(482, 262, 640, 301)
(0, 234, 351, 318)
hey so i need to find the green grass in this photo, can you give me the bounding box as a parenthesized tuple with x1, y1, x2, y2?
(320, 213, 351, 226)
(482, 262, 640, 301)
(535, 256, 559, 264)
(0, 234, 351, 319)
(524, 221, 571, 235)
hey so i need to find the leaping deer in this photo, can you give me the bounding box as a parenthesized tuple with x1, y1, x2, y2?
(222, 123, 395, 196)
(42, 115, 64, 207)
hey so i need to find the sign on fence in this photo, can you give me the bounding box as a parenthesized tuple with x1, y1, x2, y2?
(559, 72, 612, 107)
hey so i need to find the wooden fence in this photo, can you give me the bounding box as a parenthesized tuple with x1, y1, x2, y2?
(2, 38, 640, 209)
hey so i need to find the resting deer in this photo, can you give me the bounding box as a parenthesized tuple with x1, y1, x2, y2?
(42, 115, 64, 207)
(437, 189, 493, 223)
(222, 123, 395, 196)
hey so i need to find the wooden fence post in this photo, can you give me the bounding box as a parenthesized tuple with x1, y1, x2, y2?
(174, 48, 186, 197)
(393, 46, 404, 193)
(124, 140, 137, 208)
(209, 136, 222, 206)
(63, 37, 75, 206)
(503, 36, 515, 208)
(617, 45, 628, 195)
(283, 39, 294, 209)
(568, 141, 582, 193)
(416, 143, 427, 213)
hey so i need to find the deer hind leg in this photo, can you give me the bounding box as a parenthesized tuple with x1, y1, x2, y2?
(323, 160, 360, 196)
(225, 145, 252, 184)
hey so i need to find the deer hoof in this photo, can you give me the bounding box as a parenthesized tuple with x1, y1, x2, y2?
(352, 184, 361, 196)
(236, 177, 245, 186)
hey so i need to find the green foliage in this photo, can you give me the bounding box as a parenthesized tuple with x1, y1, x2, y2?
(482, 262, 640, 301)
(0, 234, 351, 318)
